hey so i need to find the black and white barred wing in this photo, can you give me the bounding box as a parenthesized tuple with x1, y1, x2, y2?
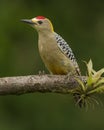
(54, 32, 81, 75)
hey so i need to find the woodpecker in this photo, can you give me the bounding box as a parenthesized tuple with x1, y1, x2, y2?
(21, 16, 81, 76)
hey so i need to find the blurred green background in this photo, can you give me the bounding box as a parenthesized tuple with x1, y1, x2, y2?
(0, 0, 104, 130)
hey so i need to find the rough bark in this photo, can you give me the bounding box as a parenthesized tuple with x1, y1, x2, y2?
(0, 75, 86, 95)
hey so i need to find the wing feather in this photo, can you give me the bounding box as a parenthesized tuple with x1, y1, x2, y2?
(54, 32, 81, 75)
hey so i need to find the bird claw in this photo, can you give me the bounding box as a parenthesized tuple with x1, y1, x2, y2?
(38, 70, 45, 75)
(65, 72, 75, 80)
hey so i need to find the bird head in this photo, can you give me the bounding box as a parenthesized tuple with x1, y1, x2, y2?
(21, 16, 54, 32)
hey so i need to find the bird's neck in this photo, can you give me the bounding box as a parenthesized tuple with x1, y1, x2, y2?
(38, 31, 55, 49)
(38, 30, 54, 38)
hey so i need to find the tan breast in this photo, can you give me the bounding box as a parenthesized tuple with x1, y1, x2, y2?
(38, 32, 77, 75)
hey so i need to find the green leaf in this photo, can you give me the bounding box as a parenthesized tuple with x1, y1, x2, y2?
(93, 68, 104, 79)
(95, 78, 104, 87)
(86, 75, 93, 86)
(73, 59, 104, 108)
(88, 85, 104, 94)
(87, 59, 93, 76)
(75, 78, 86, 92)
(92, 69, 96, 75)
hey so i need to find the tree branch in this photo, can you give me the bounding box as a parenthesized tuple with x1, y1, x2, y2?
(0, 75, 86, 95)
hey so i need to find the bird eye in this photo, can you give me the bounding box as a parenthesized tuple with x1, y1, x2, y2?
(38, 21, 43, 24)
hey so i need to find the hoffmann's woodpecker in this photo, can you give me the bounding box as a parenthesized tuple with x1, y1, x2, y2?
(21, 16, 81, 76)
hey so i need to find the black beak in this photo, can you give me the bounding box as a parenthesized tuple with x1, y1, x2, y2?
(21, 19, 35, 24)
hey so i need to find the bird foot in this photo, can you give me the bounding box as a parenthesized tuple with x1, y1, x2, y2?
(65, 72, 75, 80)
(38, 70, 45, 75)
